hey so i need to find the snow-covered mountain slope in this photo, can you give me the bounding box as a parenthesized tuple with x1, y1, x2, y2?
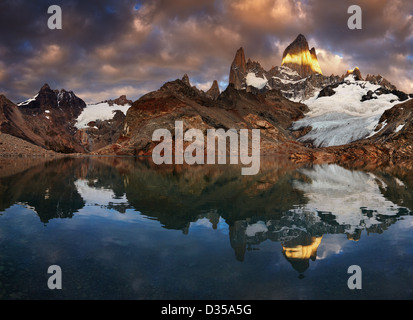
(292, 75, 406, 147)
(75, 102, 131, 129)
(243, 65, 340, 101)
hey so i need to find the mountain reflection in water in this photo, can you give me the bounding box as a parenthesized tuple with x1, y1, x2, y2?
(0, 156, 413, 299)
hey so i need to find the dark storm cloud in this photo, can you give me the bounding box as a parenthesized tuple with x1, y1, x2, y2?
(0, 0, 142, 101)
(0, 0, 412, 103)
(306, 0, 413, 86)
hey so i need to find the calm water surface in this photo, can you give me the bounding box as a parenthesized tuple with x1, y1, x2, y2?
(0, 156, 413, 300)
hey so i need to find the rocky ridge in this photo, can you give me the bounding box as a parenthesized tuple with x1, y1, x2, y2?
(93, 75, 310, 156)
(1, 86, 87, 153)
(228, 41, 341, 101)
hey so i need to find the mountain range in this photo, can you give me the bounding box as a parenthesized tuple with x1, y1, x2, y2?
(1, 34, 412, 166)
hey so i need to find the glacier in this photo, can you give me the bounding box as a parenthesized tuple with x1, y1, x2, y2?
(292, 76, 402, 147)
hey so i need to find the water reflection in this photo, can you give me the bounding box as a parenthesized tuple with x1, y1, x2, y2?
(0, 158, 85, 223)
(0, 156, 412, 278)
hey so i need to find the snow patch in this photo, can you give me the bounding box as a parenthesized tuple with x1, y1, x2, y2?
(245, 221, 268, 237)
(75, 179, 127, 205)
(17, 98, 36, 106)
(246, 73, 268, 90)
(17, 93, 39, 106)
(75, 102, 131, 129)
(366, 120, 387, 138)
(395, 124, 405, 133)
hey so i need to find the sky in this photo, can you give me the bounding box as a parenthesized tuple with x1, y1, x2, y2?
(0, 0, 412, 104)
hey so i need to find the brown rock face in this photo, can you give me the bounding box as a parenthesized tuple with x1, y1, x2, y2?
(206, 80, 220, 100)
(229, 47, 247, 89)
(182, 74, 191, 87)
(113, 95, 132, 106)
(103, 95, 133, 106)
(367, 99, 413, 159)
(365, 74, 397, 90)
(0, 94, 46, 147)
(281, 34, 323, 77)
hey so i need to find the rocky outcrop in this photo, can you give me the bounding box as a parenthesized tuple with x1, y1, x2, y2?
(101, 95, 133, 106)
(181, 73, 191, 87)
(229, 47, 247, 90)
(365, 74, 397, 91)
(206, 80, 220, 100)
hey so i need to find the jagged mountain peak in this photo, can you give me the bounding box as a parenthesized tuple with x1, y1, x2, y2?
(16, 83, 86, 115)
(0, 94, 12, 104)
(284, 34, 310, 54)
(206, 80, 220, 100)
(227, 42, 339, 101)
(229, 47, 247, 89)
(40, 83, 52, 91)
(282, 34, 323, 77)
(182, 74, 191, 87)
(365, 74, 397, 90)
(234, 47, 246, 60)
(210, 79, 219, 88)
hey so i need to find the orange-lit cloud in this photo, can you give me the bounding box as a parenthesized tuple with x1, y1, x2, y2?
(0, 0, 412, 103)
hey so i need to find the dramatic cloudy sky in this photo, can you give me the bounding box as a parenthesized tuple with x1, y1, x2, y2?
(0, 0, 412, 103)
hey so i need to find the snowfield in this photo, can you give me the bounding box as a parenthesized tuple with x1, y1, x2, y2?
(292, 75, 403, 147)
(75, 102, 131, 129)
